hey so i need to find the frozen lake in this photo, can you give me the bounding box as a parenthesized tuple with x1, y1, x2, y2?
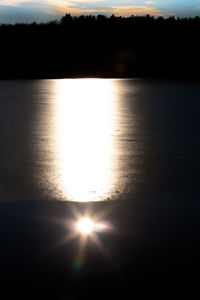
(0, 79, 200, 296)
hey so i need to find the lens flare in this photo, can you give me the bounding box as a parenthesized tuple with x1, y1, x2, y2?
(76, 217, 94, 235)
(72, 255, 84, 271)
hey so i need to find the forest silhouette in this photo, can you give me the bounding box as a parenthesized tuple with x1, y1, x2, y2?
(0, 14, 200, 78)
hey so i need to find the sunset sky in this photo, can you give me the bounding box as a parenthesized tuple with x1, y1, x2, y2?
(0, 0, 200, 23)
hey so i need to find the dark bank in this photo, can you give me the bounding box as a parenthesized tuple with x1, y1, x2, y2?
(1, 14, 200, 79)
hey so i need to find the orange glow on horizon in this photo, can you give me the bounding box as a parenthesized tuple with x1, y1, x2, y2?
(56, 5, 161, 17)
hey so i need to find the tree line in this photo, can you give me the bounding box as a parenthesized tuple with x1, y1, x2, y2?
(0, 14, 200, 78)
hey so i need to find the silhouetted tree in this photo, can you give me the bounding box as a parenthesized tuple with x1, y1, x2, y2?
(0, 14, 200, 78)
(61, 13, 72, 25)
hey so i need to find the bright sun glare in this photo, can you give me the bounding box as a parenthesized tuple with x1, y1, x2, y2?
(76, 217, 94, 235)
(52, 79, 117, 202)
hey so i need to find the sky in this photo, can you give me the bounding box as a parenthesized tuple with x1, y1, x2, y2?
(0, 0, 200, 24)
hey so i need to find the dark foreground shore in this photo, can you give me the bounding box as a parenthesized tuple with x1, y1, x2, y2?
(0, 197, 199, 298)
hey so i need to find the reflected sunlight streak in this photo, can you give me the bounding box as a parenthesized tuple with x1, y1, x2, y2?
(52, 79, 117, 202)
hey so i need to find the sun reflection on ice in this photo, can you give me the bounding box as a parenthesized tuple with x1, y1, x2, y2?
(52, 79, 118, 202)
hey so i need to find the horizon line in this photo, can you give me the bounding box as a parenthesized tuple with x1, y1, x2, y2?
(1, 13, 200, 26)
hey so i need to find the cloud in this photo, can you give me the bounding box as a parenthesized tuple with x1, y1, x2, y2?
(145, 1, 155, 4)
(110, 5, 161, 16)
(55, 1, 161, 16)
(0, 1, 61, 23)
(65, 1, 112, 11)
(0, 0, 42, 6)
